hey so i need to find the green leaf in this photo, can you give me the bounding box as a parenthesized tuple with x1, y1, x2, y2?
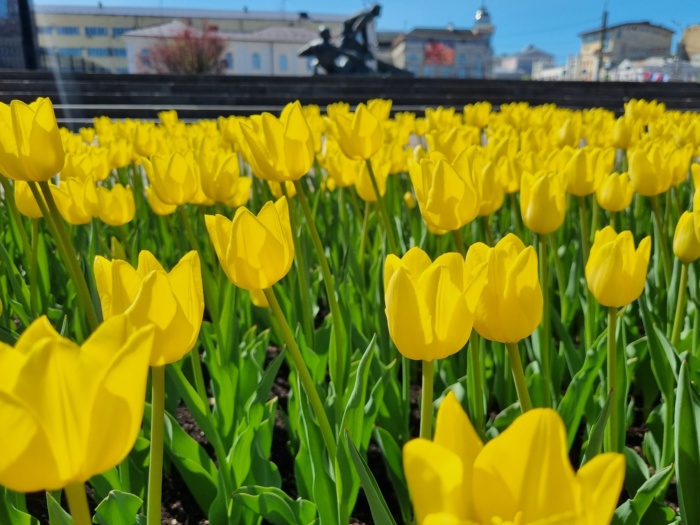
(0, 489, 39, 525)
(46, 492, 73, 525)
(93, 491, 142, 525)
(581, 393, 612, 466)
(344, 431, 397, 525)
(373, 427, 413, 525)
(675, 360, 700, 525)
(558, 336, 607, 449)
(340, 336, 376, 450)
(232, 486, 317, 525)
(612, 464, 674, 525)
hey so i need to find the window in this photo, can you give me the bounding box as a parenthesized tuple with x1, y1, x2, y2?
(140, 48, 151, 67)
(474, 55, 483, 77)
(279, 54, 288, 71)
(85, 27, 108, 37)
(458, 54, 466, 65)
(423, 66, 435, 77)
(408, 53, 419, 63)
(58, 47, 83, 56)
(56, 26, 80, 36)
(252, 53, 261, 70)
(112, 48, 126, 57)
(87, 48, 110, 57)
(112, 27, 132, 38)
(456, 67, 467, 78)
(115, 68, 129, 73)
(37, 26, 53, 35)
(225, 52, 234, 70)
(440, 66, 451, 77)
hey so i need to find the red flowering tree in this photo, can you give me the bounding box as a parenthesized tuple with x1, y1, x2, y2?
(147, 22, 226, 74)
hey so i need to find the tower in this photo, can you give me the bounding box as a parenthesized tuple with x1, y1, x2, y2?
(473, 5, 494, 42)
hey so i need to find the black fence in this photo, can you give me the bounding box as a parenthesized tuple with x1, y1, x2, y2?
(0, 70, 698, 126)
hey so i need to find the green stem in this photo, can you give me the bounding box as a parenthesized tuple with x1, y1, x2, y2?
(538, 234, 552, 407)
(365, 159, 398, 254)
(0, 177, 32, 257)
(578, 196, 591, 263)
(280, 185, 315, 345)
(468, 331, 485, 434)
(30, 219, 40, 317)
(32, 181, 99, 331)
(147, 365, 165, 525)
(481, 215, 493, 246)
(190, 347, 209, 408)
(605, 307, 620, 453)
(579, 197, 594, 349)
(672, 263, 689, 348)
(505, 341, 533, 412)
(293, 179, 347, 392)
(650, 195, 672, 288)
(263, 287, 337, 458)
(419, 360, 434, 439)
(694, 306, 700, 358)
(509, 192, 524, 240)
(64, 483, 91, 525)
(451, 228, 466, 256)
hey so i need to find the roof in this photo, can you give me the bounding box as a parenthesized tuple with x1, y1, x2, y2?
(123, 21, 318, 43)
(32, 4, 348, 23)
(579, 21, 674, 36)
(393, 27, 486, 46)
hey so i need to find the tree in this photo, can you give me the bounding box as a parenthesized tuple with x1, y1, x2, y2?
(146, 22, 226, 74)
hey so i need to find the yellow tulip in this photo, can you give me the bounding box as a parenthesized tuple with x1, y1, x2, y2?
(241, 101, 315, 182)
(96, 184, 135, 226)
(383, 248, 485, 361)
(61, 150, 111, 182)
(205, 197, 294, 290)
(0, 98, 65, 182)
(334, 103, 384, 160)
(367, 98, 392, 121)
(403, 391, 625, 525)
(226, 177, 252, 208)
(94, 250, 204, 366)
(14, 180, 44, 219)
(355, 150, 390, 202)
(324, 141, 361, 187)
(426, 127, 480, 162)
(108, 138, 132, 170)
(463, 101, 491, 129)
(404, 191, 417, 210)
(145, 186, 177, 216)
(53, 177, 98, 225)
(144, 153, 198, 206)
(133, 122, 158, 158)
(586, 227, 651, 308)
(465, 234, 542, 343)
(409, 151, 480, 232)
(200, 152, 241, 203)
(79, 127, 95, 144)
(596, 172, 634, 212)
(628, 143, 673, 196)
(268, 180, 296, 199)
(674, 211, 700, 264)
(613, 116, 635, 149)
(249, 288, 269, 308)
(520, 171, 566, 234)
(564, 147, 615, 197)
(0, 315, 154, 492)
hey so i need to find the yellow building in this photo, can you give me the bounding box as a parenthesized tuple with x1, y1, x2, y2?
(578, 21, 673, 81)
(32, 4, 346, 72)
(681, 24, 700, 65)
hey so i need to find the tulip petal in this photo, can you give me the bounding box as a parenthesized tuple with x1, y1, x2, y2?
(577, 453, 625, 525)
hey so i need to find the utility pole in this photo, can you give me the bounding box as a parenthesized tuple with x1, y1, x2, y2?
(596, 9, 608, 81)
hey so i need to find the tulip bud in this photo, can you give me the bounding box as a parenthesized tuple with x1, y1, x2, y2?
(96, 184, 135, 226)
(403, 191, 417, 210)
(205, 197, 294, 290)
(596, 172, 634, 212)
(0, 98, 65, 182)
(586, 227, 651, 308)
(384, 248, 485, 361)
(520, 171, 566, 234)
(465, 234, 542, 343)
(333, 103, 384, 160)
(674, 211, 700, 264)
(14, 180, 44, 219)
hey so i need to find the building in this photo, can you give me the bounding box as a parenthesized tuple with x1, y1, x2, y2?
(391, 6, 494, 78)
(494, 44, 554, 79)
(609, 56, 700, 82)
(532, 55, 580, 81)
(1, 0, 36, 68)
(578, 21, 673, 81)
(32, 4, 346, 73)
(679, 24, 700, 65)
(123, 20, 318, 75)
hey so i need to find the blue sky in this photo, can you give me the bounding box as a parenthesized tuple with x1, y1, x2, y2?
(34, 0, 700, 64)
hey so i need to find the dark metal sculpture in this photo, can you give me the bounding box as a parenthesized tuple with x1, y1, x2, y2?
(299, 3, 411, 76)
